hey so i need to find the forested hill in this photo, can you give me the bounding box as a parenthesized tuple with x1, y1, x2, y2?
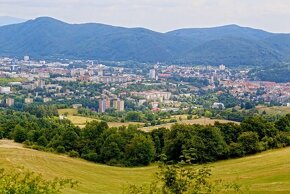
(1, 17, 290, 66)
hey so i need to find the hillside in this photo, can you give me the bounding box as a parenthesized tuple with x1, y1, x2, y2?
(1, 17, 290, 66)
(1, 140, 290, 193)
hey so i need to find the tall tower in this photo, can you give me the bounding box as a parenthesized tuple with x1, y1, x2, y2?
(149, 69, 156, 80)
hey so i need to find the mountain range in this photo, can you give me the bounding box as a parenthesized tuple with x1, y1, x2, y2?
(0, 17, 289, 66)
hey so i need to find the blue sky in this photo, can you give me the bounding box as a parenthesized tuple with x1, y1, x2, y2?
(0, 0, 290, 32)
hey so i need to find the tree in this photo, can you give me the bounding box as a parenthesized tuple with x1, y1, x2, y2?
(82, 121, 108, 141)
(275, 114, 290, 132)
(151, 128, 169, 160)
(37, 136, 48, 147)
(241, 117, 277, 140)
(125, 111, 143, 122)
(238, 132, 260, 155)
(13, 125, 26, 143)
(125, 135, 155, 166)
(100, 133, 125, 165)
(62, 129, 79, 151)
(126, 158, 241, 194)
(183, 126, 229, 163)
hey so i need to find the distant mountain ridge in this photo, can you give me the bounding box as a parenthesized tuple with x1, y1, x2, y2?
(0, 17, 290, 66)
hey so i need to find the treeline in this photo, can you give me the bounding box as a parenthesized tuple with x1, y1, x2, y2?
(162, 116, 290, 163)
(170, 76, 209, 87)
(249, 65, 290, 83)
(1, 110, 290, 166)
(0, 110, 155, 166)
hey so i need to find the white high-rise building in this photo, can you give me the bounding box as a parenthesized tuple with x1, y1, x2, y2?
(219, 64, 226, 71)
(149, 69, 156, 80)
(24, 56, 30, 61)
(0, 87, 11, 94)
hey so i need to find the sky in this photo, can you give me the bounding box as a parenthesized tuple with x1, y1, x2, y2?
(1, 0, 290, 32)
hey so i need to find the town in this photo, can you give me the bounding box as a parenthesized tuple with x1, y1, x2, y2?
(0, 56, 289, 113)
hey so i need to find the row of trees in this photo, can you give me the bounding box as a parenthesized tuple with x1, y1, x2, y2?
(160, 116, 290, 163)
(1, 109, 290, 167)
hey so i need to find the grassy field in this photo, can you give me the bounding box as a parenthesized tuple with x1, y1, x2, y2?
(0, 140, 155, 194)
(256, 106, 290, 115)
(58, 108, 78, 116)
(141, 118, 238, 132)
(1, 140, 290, 193)
(0, 77, 27, 85)
(58, 109, 144, 128)
(58, 109, 236, 131)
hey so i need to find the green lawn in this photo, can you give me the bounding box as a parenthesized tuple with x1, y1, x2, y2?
(1, 140, 290, 193)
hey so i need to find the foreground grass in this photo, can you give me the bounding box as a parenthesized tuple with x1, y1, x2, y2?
(1, 140, 290, 193)
(0, 140, 155, 194)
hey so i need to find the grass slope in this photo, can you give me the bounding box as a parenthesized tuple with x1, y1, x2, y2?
(0, 140, 155, 194)
(1, 140, 290, 193)
(256, 106, 290, 116)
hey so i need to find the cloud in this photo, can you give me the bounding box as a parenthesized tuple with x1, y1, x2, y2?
(0, 0, 290, 32)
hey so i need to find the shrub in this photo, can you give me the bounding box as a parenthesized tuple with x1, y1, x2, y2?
(31, 145, 45, 151)
(81, 152, 99, 162)
(37, 136, 48, 147)
(0, 168, 77, 194)
(56, 146, 65, 153)
(238, 132, 260, 155)
(68, 150, 80, 158)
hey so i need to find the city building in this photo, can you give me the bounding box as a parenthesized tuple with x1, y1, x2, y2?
(113, 99, 125, 111)
(219, 64, 226, 71)
(131, 91, 171, 102)
(0, 87, 11, 94)
(99, 99, 111, 113)
(43, 97, 52, 103)
(72, 104, 82, 109)
(24, 56, 30, 62)
(149, 69, 157, 80)
(24, 98, 33, 104)
(6, 98, 14, 106)
(212, 102, 225, 109)
(35, 80, 45, 88)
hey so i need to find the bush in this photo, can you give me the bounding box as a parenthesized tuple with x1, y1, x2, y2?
(238, 132, 260, 155)
(82, 152, 99, 162)
(0, 168, 77, 193)
(229, 142, 244, 158)
(169, 119, 177, 123)
(31, 145, 45, 151)
(13, 125, 26, 143)
(23, 140, 32, 146)
(125, 159, 242, 194)
(125, 135, 155, 166)
(37, 136, 48, 147)
(56, 146, 65, 153)
(68, 150, 80, 158)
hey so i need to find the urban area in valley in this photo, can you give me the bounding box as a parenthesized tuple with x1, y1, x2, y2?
(0, 56, 289, 126)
